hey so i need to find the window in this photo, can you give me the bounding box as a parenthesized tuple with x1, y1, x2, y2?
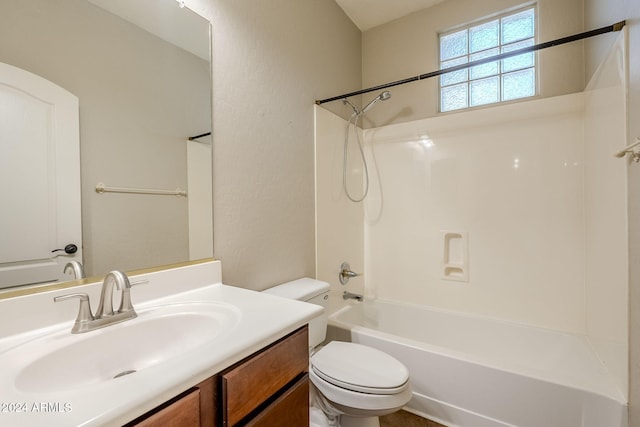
(439, 7, 536, 112)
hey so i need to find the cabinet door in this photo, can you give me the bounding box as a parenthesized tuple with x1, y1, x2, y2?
(245, 374, 309, 427)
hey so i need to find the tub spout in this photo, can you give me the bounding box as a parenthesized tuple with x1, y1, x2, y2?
(343, 291, 363, 302)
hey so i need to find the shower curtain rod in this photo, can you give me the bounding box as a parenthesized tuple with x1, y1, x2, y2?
(315, 20, 626, 105)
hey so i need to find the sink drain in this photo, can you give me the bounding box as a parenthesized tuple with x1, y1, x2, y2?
(113, 370, 137, 379)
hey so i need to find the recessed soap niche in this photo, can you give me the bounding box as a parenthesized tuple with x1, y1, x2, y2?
(441, 231, 469, 282)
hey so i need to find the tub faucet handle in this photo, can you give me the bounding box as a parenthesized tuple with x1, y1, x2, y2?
(339, 262, 361, 285)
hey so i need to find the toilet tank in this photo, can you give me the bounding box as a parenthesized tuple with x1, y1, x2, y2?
(262, 278, 330, 349)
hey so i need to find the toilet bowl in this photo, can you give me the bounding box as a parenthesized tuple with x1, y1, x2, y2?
(263, 278, 412, 427)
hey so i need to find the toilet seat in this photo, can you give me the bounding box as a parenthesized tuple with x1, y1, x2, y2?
(311, 341, 409, 395)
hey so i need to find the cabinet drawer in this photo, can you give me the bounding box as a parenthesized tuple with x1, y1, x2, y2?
(245, 374, 309, 427)
(222, 326, 309, 426)
(131, 388, 200, 427)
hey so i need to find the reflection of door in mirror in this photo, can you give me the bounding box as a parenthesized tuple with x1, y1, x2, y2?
(0, 62, 82, 289)
(0, 0, 212, 290)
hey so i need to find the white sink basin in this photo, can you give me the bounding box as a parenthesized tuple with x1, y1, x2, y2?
(9, 302, 240, 393)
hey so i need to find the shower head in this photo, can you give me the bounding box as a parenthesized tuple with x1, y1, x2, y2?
(361, 90, 391, 114)
(342, 97, 360, 115)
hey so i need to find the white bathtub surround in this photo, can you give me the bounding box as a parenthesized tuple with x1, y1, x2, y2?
(583, 30, 629, 398)
(358, 30, 629, 402)
(314, 30, 628, 427)
(0, 260, 322, 426)
(329, 300, 627, 427)
(362, 92, 587, 333)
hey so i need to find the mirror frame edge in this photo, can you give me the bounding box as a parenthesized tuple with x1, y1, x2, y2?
(0, 257, 217, 301)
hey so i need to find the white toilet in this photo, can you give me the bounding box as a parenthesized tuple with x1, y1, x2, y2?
(263, 278, 412, 427)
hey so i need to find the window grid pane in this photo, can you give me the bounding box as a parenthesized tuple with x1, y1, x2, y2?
(501, 8, 535, 44)
(502, 68, 535, 100)
(440, 30, 468, 61)
(501, 39, 535, 72)
(470, 20, 499, 53)
(439, 6, 535, 112)
(441, 83, 468, 112)
(440, 57, 469, 86)
(470, 48, 499, 80)
(471, 76, 500, 106)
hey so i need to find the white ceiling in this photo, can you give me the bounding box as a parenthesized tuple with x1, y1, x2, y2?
(335, 0, 448, 31)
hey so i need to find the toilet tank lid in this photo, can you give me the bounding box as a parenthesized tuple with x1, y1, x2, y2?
(263, 278, 330, 301)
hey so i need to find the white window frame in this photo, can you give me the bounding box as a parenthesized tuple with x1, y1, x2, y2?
(438, 5, 537, 113)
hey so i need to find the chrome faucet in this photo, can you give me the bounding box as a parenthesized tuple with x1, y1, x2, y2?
(64, 261, 85, 279)
(95, 271, 134, 318)
(54, 270, 138, 333)
(343, 291, 363, 302)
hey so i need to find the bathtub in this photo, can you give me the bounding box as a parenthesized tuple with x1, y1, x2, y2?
(327, 299, 627, 427)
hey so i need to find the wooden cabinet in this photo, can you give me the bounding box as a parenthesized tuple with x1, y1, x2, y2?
(221, 325, 309, 426)
(244, 374, 309, 427)
(125, 378, 215, 427)
(127, 325, 309, 427)
(128, 388, 201, 427)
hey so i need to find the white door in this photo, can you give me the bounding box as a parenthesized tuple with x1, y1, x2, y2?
(0, 62, 82, 288)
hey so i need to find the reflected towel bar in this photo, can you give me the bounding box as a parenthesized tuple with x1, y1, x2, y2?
(95, 182, 187, 197)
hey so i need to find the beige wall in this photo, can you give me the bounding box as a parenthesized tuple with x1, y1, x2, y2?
(203, 0, 361, 289)
(361, 0, 584, 127)
(0, 0, 210, 277)
(585, 0, 640, 423)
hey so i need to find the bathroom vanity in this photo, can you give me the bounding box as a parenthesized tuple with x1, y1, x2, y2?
(126, 326, 309, 426)
(0, 260, 321, 426)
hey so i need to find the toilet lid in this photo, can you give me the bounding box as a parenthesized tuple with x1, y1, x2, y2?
(311, 341, 409, 395)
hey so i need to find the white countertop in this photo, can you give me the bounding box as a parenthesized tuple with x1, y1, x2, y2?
(0, 260, 322, 426)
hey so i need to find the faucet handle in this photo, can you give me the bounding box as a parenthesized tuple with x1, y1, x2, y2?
(118, 278, 135, 314)
(118, 279, 147, 313)
(54, 293, 95, 333)
(339, 262, 361, 285)
(130, 279, 149, 287)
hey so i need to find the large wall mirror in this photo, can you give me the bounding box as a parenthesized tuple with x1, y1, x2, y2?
(0, 0, 212, 293)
